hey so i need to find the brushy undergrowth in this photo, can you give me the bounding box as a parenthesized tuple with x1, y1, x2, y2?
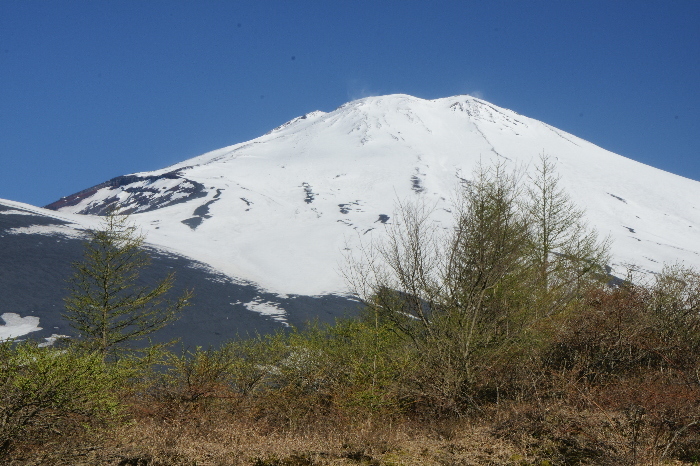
(4, 267, 700, 465)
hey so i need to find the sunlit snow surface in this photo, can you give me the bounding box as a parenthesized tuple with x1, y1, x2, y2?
(0, 313, 42, 339)
(29, 94, 700, 295)
(234, 299, 289, 326)
(0, 312, 68, 345)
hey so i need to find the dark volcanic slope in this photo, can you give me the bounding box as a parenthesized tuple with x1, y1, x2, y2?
(0, 203, 358, 348)
(43, 168, 209, 215)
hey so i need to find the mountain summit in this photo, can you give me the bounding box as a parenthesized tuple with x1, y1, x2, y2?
(45, 94, 700, 296)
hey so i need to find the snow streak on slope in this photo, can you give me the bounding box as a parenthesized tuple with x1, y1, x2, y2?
(46, 94, 700, 296)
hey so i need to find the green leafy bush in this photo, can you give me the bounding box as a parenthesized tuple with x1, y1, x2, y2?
(0, 341, 121, 455)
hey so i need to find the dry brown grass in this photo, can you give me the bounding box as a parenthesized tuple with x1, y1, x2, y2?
(8, 411, 531, 466)
(9, 398, 700, 466)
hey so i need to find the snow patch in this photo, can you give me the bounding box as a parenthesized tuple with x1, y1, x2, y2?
(238, 299, 289, 326)
(0, 313, 42, 340)
(38, 334, 69, 347)
(5, 224, 84, 238)
(0, 209, 36, 216)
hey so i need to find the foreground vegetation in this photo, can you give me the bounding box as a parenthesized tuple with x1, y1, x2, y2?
(3, 276, 700, 465)
(3, 157, 700, 464)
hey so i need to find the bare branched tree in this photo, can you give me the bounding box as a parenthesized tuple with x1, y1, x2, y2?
(344, 157, 611, 412)
(524, 153, 610, 315)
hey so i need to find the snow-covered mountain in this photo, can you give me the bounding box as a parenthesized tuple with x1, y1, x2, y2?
(44, 94, 700, 296)
(4, 94, 700, 344)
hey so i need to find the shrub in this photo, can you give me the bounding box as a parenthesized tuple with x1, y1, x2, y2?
(153, 333, 290, 408)
(0, 340, 120, 455)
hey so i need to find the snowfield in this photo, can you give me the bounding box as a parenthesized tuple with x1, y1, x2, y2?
(23, 93, 700, 297)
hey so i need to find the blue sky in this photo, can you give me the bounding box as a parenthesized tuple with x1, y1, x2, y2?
(1, 1, 698, 207)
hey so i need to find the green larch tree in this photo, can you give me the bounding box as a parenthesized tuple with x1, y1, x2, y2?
(64, 210, 192, 357)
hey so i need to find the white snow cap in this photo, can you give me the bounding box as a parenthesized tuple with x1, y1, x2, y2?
(29, 93, 700, 296)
